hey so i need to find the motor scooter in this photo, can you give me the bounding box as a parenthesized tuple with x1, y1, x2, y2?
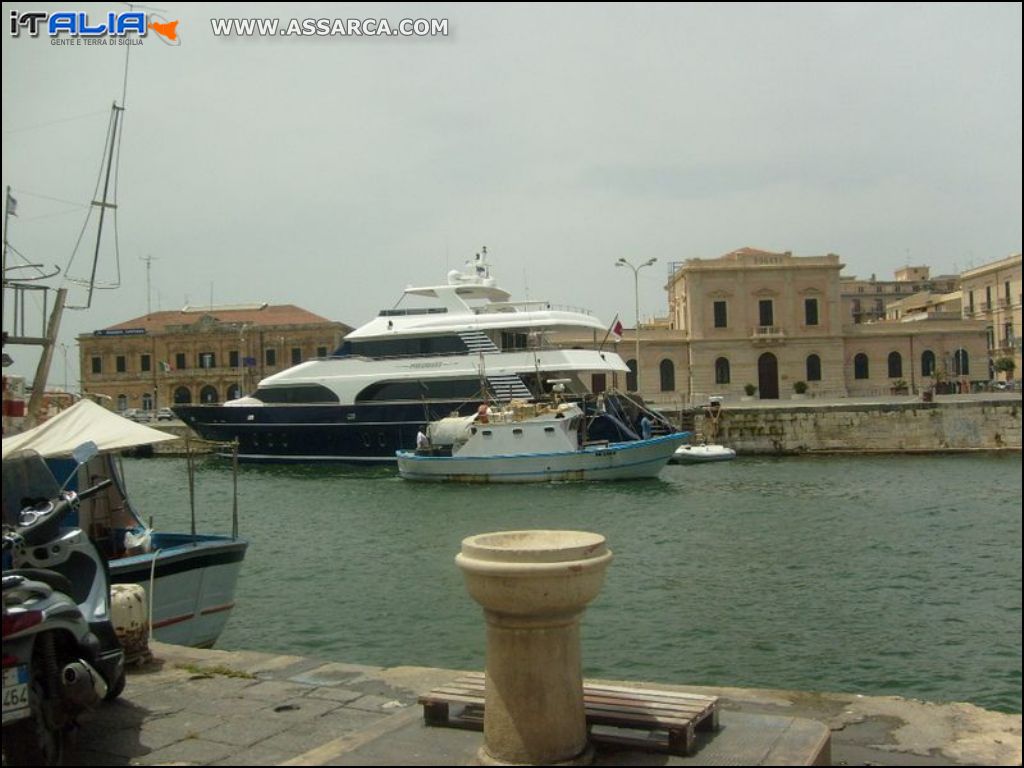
(2, 442, 126, 766)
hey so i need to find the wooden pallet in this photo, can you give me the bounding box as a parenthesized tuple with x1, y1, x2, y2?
(419, 671, 719, 756)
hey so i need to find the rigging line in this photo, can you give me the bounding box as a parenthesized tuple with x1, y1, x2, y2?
(10, 190, 89, 209)
(62, 106, 118, 293)
(1, 109, 110, 136)
(62, 108, 114, 282)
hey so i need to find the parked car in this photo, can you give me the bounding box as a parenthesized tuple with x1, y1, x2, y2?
(156, 407, 175, 421)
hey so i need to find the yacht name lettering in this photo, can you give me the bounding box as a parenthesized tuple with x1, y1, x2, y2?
(408, 361, 445, 369)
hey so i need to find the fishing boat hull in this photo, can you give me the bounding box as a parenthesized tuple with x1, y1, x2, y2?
(396, 433, 689, 483)
(109, 534, 248, 649)
(670, 444, 737, 464)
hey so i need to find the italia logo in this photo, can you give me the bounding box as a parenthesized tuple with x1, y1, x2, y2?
(9, 10, 180, 44)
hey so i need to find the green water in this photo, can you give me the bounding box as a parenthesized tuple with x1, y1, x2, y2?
(120, 453, 1022, 713)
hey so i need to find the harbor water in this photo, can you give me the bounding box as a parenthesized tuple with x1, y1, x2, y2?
(120, 453, 1022, 713)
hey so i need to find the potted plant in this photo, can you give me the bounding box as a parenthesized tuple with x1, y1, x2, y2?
(742, 383, 757, 401)
(890, 378, 909, 395)
(994, 356, 1016, 383)
(793, 380, 808, 395)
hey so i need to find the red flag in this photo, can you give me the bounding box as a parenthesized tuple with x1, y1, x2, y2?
(611, 319, 623, 342)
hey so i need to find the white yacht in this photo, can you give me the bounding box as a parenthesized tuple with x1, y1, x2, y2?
(175, 253, 660, 462)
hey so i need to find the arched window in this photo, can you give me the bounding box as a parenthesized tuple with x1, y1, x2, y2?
(625, 359, 637, 392)
(921, 350, 936, 377)
(117, 394, 128, 412)
(173, 386, 192, 404)
(659, 359, 675, 392)
(887, 351, 903, 379)
(226, 384, 242, 401)
(806, 354, 821, 382)
(952, 348, 969, 376)
(854, 353, 869, 380)
(200, 385, 219, 404)
(714, 357, 730, 385)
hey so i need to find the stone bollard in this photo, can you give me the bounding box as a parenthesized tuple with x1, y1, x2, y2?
(110, 583, 151, 664)
(456, 530, 613, 765)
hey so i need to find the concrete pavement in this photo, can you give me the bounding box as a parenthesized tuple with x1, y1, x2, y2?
(63, 641, 1020, 766)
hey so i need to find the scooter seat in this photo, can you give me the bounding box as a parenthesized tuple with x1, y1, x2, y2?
(4, 568, 74, 597)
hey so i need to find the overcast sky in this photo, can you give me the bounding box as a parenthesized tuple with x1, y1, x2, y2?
(3, 2, 1021, 389)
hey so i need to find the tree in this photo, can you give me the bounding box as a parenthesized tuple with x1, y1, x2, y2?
(993, 357, 1016, 380)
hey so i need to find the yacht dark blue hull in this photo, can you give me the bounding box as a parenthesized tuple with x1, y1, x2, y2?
(174, 398, 647, 464)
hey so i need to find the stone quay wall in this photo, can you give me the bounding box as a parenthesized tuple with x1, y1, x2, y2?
(679, 397, 1021, 454)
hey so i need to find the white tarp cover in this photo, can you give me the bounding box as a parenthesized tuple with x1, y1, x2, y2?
(2, 400, 176, 459)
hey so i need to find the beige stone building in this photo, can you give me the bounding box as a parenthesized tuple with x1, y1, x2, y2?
(78, 304, 350, 412)
(959, 253, 1021, 381)
(840, 265, 959, 324)
(582, 247, 989, 405)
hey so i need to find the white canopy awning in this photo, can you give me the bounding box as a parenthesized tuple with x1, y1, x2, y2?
(2, 400, 177, 460)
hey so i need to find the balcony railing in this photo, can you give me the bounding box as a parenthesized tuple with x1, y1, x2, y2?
(750, 326, 785, 343)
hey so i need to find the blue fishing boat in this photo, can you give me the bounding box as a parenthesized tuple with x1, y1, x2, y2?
(2, 400, 247, 648)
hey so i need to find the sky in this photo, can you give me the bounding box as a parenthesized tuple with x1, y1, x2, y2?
(2, 2, 1021, 390)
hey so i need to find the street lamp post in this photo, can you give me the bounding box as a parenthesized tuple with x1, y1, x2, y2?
(615, 257, 657, 393)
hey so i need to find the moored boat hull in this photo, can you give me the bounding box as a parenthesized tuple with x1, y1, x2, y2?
(670, 444, 737, 464)
(109, 534, 248, 649)
(397, 433, 689, 483)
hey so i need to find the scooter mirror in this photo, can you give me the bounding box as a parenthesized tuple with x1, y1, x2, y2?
(72, 441, 99, 467)
(60, 441, 100, 491)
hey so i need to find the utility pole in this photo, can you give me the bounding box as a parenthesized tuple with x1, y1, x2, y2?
(140, 254, 158, 314)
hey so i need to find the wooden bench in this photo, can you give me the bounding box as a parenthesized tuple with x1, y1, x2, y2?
(419, 671, 719, 756)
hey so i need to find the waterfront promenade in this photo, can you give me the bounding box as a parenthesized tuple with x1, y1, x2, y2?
(66, 641, 1020, 765)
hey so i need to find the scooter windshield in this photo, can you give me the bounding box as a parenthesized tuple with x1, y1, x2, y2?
(2, 449, 61, 527)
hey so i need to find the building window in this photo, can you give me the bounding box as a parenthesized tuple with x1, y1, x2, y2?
(117, 394, 127, 411)
(1005, 322, 1015, 344)
(317, 346, 328, 358)
(142, 393, 153, 410)
(141, 354, 151, 373)
(713, 301, 727, 328)
(887, 351, 903, 379)
(804, 298, 819, 326)
(625, 359, 637, 392)
(116, 355, 126, 373)
(200, 385, 219, 404)
(968, 291, 974, 314)
(952, 348, 969, 376)
(175, 352, 186, 370)
(173, 386, 192, 404)
(291, 347, 302, 365)
(806, 354, 821, 382)
(266, 348, 277, 367)
(985, 285, 992, 308)
(987, 327, 995, 350)
(714, 357, 730, 385)
(921, 350, 936, 377)
(1006, 281, 1012, 304)
(758, 299, 774, 328)
(226, 384, 242, 401)
(229, 350, 240, 368)
(198, 352, 216, 369)
(91, 356, 102, 374)
(854, 353, 869, 380)
(659, 359, 675, 392)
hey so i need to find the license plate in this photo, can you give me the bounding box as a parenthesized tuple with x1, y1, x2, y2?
(2, 665, 30, 724)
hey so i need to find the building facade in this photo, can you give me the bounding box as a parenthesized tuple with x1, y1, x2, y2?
(959, 253, 1022, 381)
(78, 304, 350, 412)
(580, 247, 990, 405)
